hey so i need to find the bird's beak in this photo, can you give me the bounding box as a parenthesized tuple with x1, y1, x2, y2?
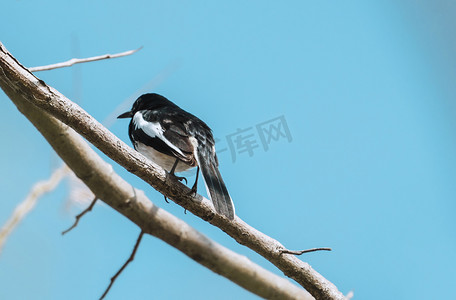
(117, 111, 134, 119)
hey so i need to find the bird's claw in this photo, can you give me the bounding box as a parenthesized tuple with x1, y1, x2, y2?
(188, 186, 197, 196)
(174, 175, 187, 184)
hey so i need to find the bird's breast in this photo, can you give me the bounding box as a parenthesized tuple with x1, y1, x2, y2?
(135, 142, 193, 173)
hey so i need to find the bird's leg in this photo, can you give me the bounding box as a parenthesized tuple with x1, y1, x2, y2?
(189, 166, 199, 195)
(169, 158, 187, 184)
(164, 159, 188, 203)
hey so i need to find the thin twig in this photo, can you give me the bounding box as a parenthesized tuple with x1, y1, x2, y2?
(28, 47, 142, 72)
(100, 230, 145, 300)
(0, 165, 69, 254)
(280, 247, 332, 255)
(61, 197, 98, 235)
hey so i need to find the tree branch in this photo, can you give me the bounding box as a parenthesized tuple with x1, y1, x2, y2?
(0, 41, 345, 300)
(28, 47, 142, 72)
(0, 44, 313, 300)
(100, 230, 145, 300)
(280, 248, 333, 255)
(61, 196, 98, 235)
(0, 164, 69, 254)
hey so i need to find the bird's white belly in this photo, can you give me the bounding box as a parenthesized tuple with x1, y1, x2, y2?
(136, 142, 193, 173)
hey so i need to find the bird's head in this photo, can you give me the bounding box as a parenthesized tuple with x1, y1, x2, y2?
(117, 93, 176, 119)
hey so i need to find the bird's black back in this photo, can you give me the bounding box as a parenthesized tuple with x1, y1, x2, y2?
(128, 93, 216, 166)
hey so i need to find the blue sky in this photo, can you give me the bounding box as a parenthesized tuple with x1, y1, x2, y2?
(1, 1, 456, 299)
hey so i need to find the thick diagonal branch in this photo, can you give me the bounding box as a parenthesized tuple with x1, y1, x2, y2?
(0, 41, 345, 300)
(0, 45, 312, 300)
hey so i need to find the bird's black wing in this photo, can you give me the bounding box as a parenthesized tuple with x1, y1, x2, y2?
(129, 111, 196, 165)
(131, 108, 196, 166)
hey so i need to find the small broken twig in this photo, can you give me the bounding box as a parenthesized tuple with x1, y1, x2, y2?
(29, 47, 142, 72)
(280, 247, 332, 255)
(100, 230, 145, 300)
(62, 197, 98, 235)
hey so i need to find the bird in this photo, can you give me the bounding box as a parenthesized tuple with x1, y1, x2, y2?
(117, 93, 235, 219)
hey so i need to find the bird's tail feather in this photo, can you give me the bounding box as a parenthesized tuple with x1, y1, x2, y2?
(197, 151, 235, 219)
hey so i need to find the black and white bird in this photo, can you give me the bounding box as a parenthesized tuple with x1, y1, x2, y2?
(118, 93, 235, 219)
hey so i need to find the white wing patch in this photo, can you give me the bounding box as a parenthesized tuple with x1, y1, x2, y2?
(133, 111, 185, 157)
(189, 136, 212, 201)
